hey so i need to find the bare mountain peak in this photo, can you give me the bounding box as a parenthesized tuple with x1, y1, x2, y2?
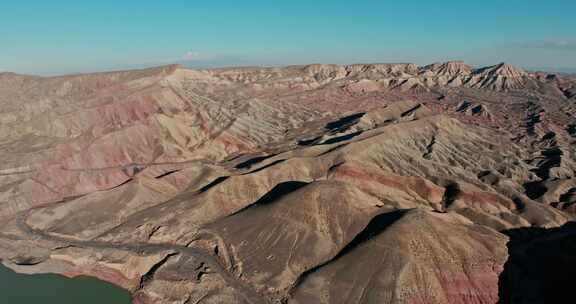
(299, 63, 420, 80)
(345, 63, 419, 76)
(421, 60, 473, 76)
(475, 62, 527, 77)
(302, 63, 346, 74)
(301, 64, 348, 81)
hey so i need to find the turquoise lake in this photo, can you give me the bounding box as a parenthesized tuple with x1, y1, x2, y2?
(0, 263, 131, 304)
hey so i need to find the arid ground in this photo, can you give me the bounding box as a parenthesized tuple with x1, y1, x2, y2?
(1, 61, 575, 303)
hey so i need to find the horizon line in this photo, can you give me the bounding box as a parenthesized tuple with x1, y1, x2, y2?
(3, 61, 576, 78)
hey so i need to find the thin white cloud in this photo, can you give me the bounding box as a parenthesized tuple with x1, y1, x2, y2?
(179, 51, 220, 62)
(182, 51, 202, 61)
(518, 39, 576, 50)
(111, 51, 249, 71)
(145, 51, 211, 65)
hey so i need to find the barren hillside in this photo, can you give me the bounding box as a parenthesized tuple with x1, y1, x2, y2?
(1, 61, 575, 304)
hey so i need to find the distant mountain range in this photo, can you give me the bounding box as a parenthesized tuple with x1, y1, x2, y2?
(526, 67, 576, 74)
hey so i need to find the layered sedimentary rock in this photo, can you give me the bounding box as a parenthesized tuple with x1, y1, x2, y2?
(0, 61, 575, 303)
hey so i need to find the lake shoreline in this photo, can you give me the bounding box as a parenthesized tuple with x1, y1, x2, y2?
(0, 261, 132, 304)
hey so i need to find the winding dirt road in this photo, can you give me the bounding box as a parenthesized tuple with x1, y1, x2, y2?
(14, 202, 269, 304)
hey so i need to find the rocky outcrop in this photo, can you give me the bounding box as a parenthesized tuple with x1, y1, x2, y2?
(455, 100, 492, 118)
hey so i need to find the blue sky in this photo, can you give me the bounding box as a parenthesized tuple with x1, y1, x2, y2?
(1, 0, 575, 74)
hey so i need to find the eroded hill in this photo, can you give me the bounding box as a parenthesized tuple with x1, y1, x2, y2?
(0, 62, 575, 303)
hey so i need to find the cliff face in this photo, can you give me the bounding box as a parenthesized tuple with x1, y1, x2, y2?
(0, 62, 575, 304)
